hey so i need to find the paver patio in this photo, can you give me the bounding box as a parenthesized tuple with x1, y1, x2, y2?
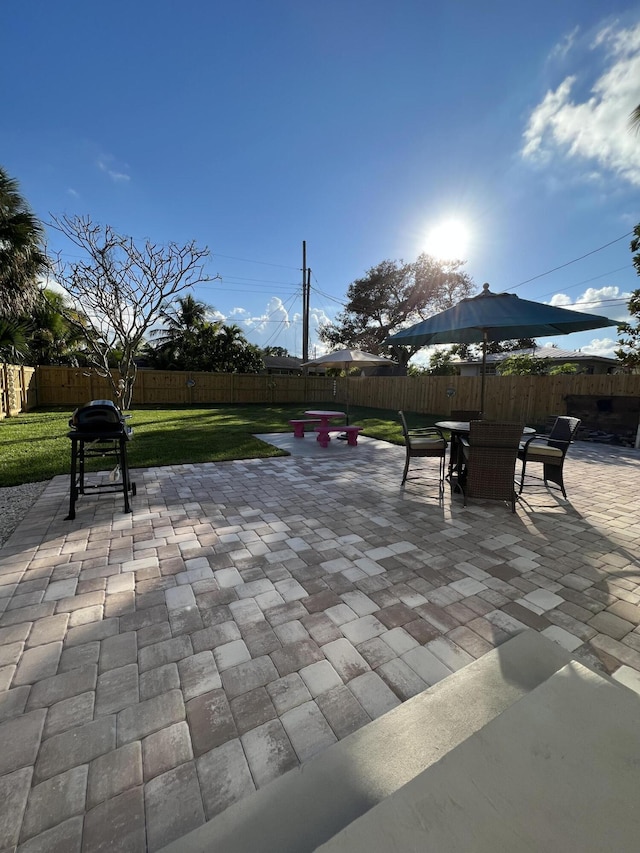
(0, 433, 639, 851)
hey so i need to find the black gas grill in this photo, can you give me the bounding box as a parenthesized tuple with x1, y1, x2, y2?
(66, 400, 136, 520)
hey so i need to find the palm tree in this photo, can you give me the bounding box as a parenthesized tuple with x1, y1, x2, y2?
(0, 166, 49, 318)
(0, 318, 29, 362)
(629, 104, 640, 133)
(26, 289, 86, 365)
(153, 295, 211, 344)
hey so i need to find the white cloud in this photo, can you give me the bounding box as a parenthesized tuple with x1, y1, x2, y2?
(547, 284, 630, 320)
(97, 157, 131, 183)
(549, 25, 580, 61)
(208, 308, 226, 323)
(38, 274, 68, 297)
(522, 22, 640, 186)
(243, 297, 291, 335)
(226, 297, 331, 356)
(579, 336, 620, 358)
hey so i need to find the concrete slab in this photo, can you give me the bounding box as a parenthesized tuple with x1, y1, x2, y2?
(317, 661, 640, 852)
(159, 632, 572, 853)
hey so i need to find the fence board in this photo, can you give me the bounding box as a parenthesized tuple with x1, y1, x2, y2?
(2, 365, 640, 427)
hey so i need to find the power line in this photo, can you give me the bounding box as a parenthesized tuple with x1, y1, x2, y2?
(261, 292, 300, 348)
(212, 252, 299, 271)
(509, 232, 634, 290)
(535, 265, 630, 298)
(215, 274, 299, 286)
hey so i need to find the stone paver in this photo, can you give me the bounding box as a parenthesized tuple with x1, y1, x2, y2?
(1, 439, 638, 850)
(143, 720, 194, 781)
(82, 786, 146, 853)
(145, 761, 205, 852)
(87, 741, 143, 808)
(20, 765, 88, 842)
(241, 718, 299, 786)
(196, 738, 255, 820)
(34, 715, 116, 782)
(280, 700, 337, 761)
(0, 708, 46, 776)
(0, 766, 32, 848)
(186, 688, 238, 755)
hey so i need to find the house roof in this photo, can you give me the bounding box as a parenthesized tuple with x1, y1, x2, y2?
(262, 355, 304, 371)
(455, 347, 618, 366)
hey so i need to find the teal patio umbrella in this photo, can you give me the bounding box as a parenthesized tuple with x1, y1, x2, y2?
(385, 283, 618, 413)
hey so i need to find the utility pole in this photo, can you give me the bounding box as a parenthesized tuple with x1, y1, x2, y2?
(302, 241, 310, 363)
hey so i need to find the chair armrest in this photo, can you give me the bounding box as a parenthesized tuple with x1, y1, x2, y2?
(520, 433, 571, 454)
(519, 433, 547, 451)
(408, 427, 446, 438)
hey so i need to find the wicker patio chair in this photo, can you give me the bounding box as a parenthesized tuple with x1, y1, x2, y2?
(458, 420, 524, 512)
(450, 409, 483, 420)
(398, 411, 448, 495)
(518, 416, 581, 499)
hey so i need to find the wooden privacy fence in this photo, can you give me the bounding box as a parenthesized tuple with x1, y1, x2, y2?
(2, 365, 640, 427)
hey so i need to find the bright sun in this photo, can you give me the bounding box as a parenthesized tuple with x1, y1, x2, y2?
(424, 219, 470, 261)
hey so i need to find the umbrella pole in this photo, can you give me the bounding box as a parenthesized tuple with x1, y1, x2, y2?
(480, 331, 487, 415)
(346, 368, 350, 424)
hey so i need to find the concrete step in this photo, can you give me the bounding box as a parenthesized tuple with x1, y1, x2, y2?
(316, 658, 640, 852)
(160, 631, 573, 853)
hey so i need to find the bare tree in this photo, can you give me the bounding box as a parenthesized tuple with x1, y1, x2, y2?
(49, 214, 217, 408)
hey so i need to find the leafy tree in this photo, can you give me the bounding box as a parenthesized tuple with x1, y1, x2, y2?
(616, 289, 640, 371)
(500, 354, 580, 376)
(49, 215, 214, 408)
(427, 349, 458, 375)
(498, 354, 547, 376)
(148, 295, 217, 367)
(0, 166, 49, 318)
(318, 254, 474, 369)
(548, 363, 578, 375)
(261, 346, 290, 357)
(206, 324, 263, 373)
(615, 225, 640, 371)
(147, 320, 263, 373)
(22, 289, 86, 366)
(485, 337, 537, 355)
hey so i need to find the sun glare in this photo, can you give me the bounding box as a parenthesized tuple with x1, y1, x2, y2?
(425, 219, 470, 261)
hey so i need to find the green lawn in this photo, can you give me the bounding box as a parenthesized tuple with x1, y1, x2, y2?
(0, 404, 442, 488)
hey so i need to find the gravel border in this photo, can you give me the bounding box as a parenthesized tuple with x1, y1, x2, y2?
(0, 481, 49, 548)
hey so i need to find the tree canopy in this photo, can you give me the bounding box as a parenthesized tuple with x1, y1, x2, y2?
(0, 166, 49, 318)
(615, 225, 640, 371)
(146, 296, 263, 374)
(318, 254, 475, 368)
(49, 214, 214, 408)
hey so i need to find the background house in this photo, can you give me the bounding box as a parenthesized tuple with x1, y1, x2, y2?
(456, 347, 619, 376)
(261, 355, 304, 375)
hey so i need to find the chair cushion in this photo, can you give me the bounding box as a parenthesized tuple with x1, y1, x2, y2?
(409, 438, 446, 450)
(519, 440, 562, 458)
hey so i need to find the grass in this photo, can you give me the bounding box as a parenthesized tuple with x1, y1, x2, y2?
(0, 403, 443, 488)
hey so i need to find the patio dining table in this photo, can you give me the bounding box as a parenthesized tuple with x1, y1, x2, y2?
(304, 410, 347, 445)
(435, 420, 535, 480)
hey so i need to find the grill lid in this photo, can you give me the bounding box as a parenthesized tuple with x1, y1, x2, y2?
(70, 400, 125, 433)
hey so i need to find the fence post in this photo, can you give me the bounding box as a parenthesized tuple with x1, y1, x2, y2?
(1, 363, 7, 419)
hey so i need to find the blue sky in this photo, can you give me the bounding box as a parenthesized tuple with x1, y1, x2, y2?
(3, 1, 640, 363)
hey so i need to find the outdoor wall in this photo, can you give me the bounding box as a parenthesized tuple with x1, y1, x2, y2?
(2, 365, 640, 429)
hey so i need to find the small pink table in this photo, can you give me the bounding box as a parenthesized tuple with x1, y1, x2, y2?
(304, 410, 346, 444)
